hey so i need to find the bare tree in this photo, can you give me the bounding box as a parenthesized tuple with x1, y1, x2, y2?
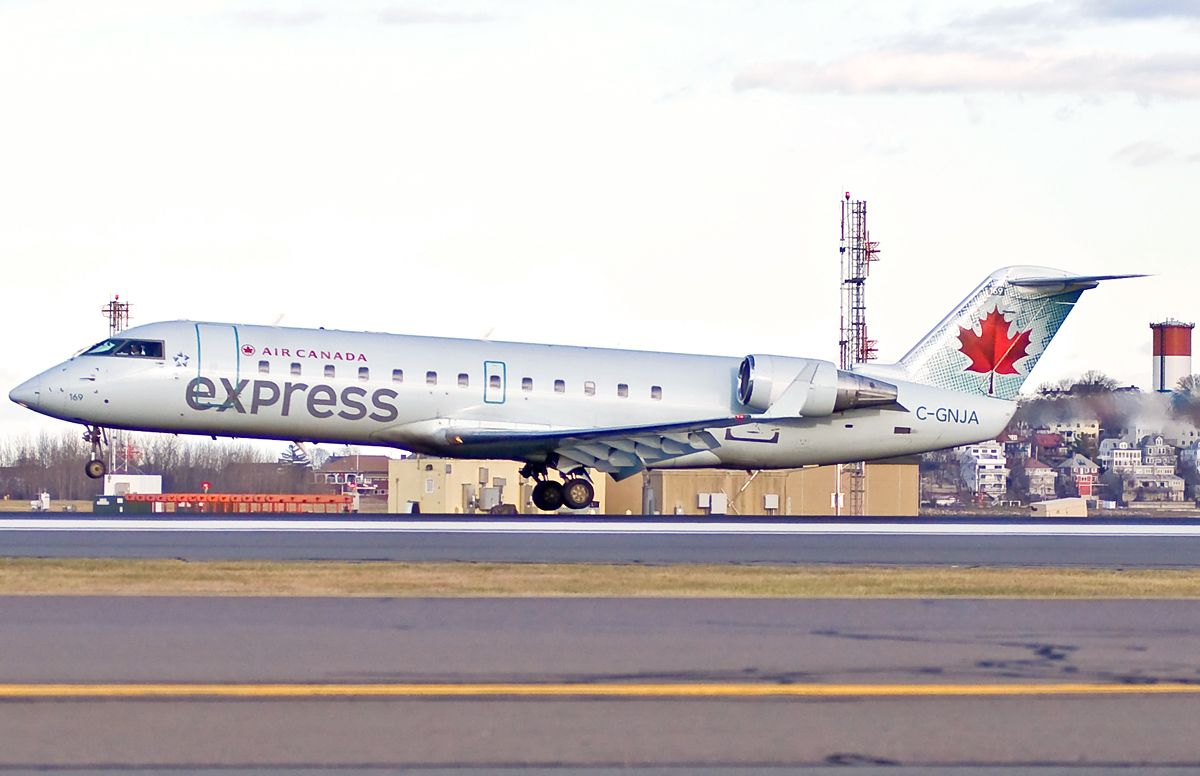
(1072, 370, 1119, 394)
(0, 432, 323, 500)
(1175, 374, 1200, 395)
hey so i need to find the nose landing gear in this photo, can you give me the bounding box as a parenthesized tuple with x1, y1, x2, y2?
(82, 426, 108, 479)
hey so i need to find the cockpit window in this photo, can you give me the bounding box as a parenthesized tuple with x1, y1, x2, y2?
(117, 341, 164, 358)
(82, 339, 164, 359)
(83, 339, 123, 356)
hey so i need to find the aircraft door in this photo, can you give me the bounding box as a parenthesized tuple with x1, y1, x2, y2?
(483, 360, 506, 404)
(195, 323, 241, 383)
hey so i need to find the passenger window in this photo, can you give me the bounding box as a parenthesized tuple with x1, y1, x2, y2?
(617, 383, 629, 398)
(522, 377, 533, 391)
(358, 367, 369, 381)
(554, 379, 565, 394)
(426, 371, 437, 385)
(490, 375, 501, 389)
(258, 360, 269, 374)
(290, 362, 301, 376)
(324, 365, 335, 379)
(392, 369, 404, 383)
(651, 385, 662, 400)
(458, 373, 469, 387)
(584, 381, 596, 396)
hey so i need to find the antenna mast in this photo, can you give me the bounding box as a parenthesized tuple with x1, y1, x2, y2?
(102, 295, 131, 338)
(100, 295, 135, 475)
(837, 193, 881, 517)
(839, 194, 879, 369)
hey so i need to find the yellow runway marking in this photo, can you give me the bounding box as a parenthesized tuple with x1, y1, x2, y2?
(1, 683, 1198, 699)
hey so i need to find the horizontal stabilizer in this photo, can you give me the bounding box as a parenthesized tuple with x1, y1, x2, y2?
(1008, 273, 1147, 288)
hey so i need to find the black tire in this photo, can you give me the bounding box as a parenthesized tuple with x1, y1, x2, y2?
(85, 459, 106, 479)
(561, 478, 595, 510)
(531, 480, 564, 512)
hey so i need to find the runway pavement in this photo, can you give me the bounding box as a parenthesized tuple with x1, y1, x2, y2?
(2, 513, 1200, 566)
(1, 597, 1199, 769)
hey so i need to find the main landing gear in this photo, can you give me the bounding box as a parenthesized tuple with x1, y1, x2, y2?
(522, 464, 595, 512)
(83, 425, 108, 479)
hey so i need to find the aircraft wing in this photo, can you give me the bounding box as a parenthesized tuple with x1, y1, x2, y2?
(447, 416, 753, 480)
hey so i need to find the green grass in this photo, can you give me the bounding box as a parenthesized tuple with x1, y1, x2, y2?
(1, 558, 1199, 598)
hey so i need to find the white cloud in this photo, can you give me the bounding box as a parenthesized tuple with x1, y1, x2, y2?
(1082, 0, 1200, 21)
(377, 7, 498, 25)
(950, 0, 1200, 31)
(1112, 140, 1200, 166)
(235, 10, 325, 27)
(733, 49, 1200, 98)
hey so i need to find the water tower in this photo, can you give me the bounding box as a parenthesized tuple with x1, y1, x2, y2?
(1151, 319, 1194, 392)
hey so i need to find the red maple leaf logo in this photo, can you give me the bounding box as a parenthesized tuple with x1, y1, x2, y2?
(957, 308, 1032, 395)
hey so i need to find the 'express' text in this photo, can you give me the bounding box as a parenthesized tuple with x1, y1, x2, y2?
(185, 377, 398, 422)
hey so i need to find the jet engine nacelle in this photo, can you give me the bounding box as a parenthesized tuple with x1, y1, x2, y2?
(737, 354, 899, 417)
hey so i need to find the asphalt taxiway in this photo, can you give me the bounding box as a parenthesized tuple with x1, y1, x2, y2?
(2, 514, 1200, 566)
(1, 596, 1198, 769)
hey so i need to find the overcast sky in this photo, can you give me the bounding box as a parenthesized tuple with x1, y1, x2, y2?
(2, 0, 1198, 441)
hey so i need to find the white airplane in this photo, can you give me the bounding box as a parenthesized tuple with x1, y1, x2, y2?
(10, 266, 1132, 511)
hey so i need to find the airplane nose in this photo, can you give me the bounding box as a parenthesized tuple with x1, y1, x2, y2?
(8, 376, 41, 408)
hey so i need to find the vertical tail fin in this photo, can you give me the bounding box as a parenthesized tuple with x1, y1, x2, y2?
(894, 266, 1138, 400)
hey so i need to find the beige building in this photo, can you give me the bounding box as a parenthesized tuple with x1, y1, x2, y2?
(389, 457, 918, 516)
(388, 457, 609, 515)
(1045, 420, 1100, 442)
(1030, 497, 1088, 518)
(621, 462, 918, 517)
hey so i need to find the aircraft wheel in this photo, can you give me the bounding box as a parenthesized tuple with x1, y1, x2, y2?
(531, 480, 564, 512)
(561, 478, 594, 510)
(84, 459, 107, 479)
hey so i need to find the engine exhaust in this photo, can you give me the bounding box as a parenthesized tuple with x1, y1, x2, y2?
(833, 371, 900, 412)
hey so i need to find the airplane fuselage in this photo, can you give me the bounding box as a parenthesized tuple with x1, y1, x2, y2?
(13, 320, 1015, 470)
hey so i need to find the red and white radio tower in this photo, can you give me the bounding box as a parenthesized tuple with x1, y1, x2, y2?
(837, 192, 881, 517)
(839, 193, 880, 370)
(102, 295, 131, 337)
(100, 295, 135, 473)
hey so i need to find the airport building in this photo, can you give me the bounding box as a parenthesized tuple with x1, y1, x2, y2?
(388, 457, 609, 515)
(387, 456, 918, 516)
(632, 462, 918, 516)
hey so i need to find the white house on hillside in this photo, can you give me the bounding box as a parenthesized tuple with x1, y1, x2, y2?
(957, 441, 1010, 502)
(1097, 439, 1142, 473)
